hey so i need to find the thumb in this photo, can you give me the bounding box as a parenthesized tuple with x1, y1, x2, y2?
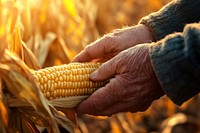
(90, 60, 116, 81)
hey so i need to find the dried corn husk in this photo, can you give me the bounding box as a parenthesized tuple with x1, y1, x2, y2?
(1, 0, 200, 133)
(0, 0, 99, 132)
(0, 50, 79, 132)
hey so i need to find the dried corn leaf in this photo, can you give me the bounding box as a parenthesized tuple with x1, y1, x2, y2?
(0, 50, 76, 132)
(0, 100, 8, 133)
(9, 25, 23, 59)
(7, 98, 75, 131)
(0, 0, 100, 131)
(0, 0, 20, 36)
(110, 116, 122, 133)
(19, 0, 32, 41)
(7, 96, 83, 127)
(63, 0, 78, 19)
(21, 114, 40, 133)
(0, 41, 7, 62)
(7, 94, 87, 127)
(26, 32, 56, 67)
(0, 77, 8, 133)
(43, 37, 70, 67)
(161, 113, 200, 133)
(0, 51, 41, 109)
(3, 0, 197, 133)
(21, 41, 40, 70)
(57, 109, 77, 125)
(0, 99, 8, 125)
(8, 107, 40, 133)
(0, 116, 7, 133)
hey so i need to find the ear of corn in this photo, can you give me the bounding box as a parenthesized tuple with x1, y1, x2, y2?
(32, 62, 107, 100)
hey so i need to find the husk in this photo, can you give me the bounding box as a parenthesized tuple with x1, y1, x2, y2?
(0, 97, 8, 133)
(0, 50, 78, 133)
(8, 96, 89, 109)
(1, 0, 200, 133)
(0, 0, 99, 132)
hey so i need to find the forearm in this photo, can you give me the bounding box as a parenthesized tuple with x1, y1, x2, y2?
(150, 23, 200, 105)
(139, 0, 200, 41)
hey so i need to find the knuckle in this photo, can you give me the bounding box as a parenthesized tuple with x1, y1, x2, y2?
(84, 45, 93, 59)
(85, 44, 92, 51)
(99, 64, 107, 74)
(97, 64, 109, 78)
(104, 35, 116, 44)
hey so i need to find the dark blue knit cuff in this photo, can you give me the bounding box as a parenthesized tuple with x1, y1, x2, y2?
(140, 0, 200, 41)
(150, 27, 200, 105)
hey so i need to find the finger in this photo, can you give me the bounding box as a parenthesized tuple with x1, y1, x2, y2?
(72, 36, 114, 62)
(72, 49, 93, 62)
(75, 78, 121, 115)
(90, 59, 117, 81)
(93, 102, 130, 116)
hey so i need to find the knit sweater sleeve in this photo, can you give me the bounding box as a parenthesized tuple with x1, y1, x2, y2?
(139, 0, 200, 41)
(150, 23, 200, 105)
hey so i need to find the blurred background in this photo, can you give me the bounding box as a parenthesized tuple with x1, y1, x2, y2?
(0, 0, 200, 132)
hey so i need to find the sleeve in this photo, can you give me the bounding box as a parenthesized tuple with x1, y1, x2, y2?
(139, 0, 200, 41)
(150, 23, 200, 105)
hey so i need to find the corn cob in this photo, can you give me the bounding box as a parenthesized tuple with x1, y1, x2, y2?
(31, 62, 107, 100)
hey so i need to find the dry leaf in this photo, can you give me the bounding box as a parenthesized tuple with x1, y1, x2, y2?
(1, 0, 199, 133)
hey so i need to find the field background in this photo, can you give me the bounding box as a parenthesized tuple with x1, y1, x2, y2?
(0, 0, 200, 133)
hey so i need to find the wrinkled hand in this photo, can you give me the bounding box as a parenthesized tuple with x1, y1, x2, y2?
(75, 44, 164, 116)
(73, 24, 153, 62)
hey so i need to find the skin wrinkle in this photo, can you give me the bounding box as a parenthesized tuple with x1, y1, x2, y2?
(76, 44, 163, 115)
(97, 35, 120, 62)
(96, 85, 153, 116)
(73, 10, 200, 115)
(88, 87, 116, 112)
(117, 45, 148, 81)
(80, 45, 93, 62)
(91, 39, 106, 57)
(91, 62, 115, 81)
(91, 99, 104, 111)
(98, 90, 113, 110)
(87, 77, 124, 113)
(73, 24, 153, 63)
(103, 78, 121, 103)
(114, 46, 140, 74)
(109, 77, 123, 101)
(102, 31, 132, 62)
(102, 34, 119, 60)
(121, 77, 138, 98)
(74, 24, 164, 116)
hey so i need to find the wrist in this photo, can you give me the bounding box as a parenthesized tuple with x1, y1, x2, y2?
(146, 44, 165, 98)
(138, 24, 155, 42)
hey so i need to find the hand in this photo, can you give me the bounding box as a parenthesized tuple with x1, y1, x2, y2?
(73, 24, 153, 62)
(75, 44, 164, 116)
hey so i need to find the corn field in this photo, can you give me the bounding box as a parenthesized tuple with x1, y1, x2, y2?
(0, 0, 200, 133)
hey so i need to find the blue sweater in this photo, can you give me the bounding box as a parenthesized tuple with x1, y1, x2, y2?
(140, 0, 200, 105)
